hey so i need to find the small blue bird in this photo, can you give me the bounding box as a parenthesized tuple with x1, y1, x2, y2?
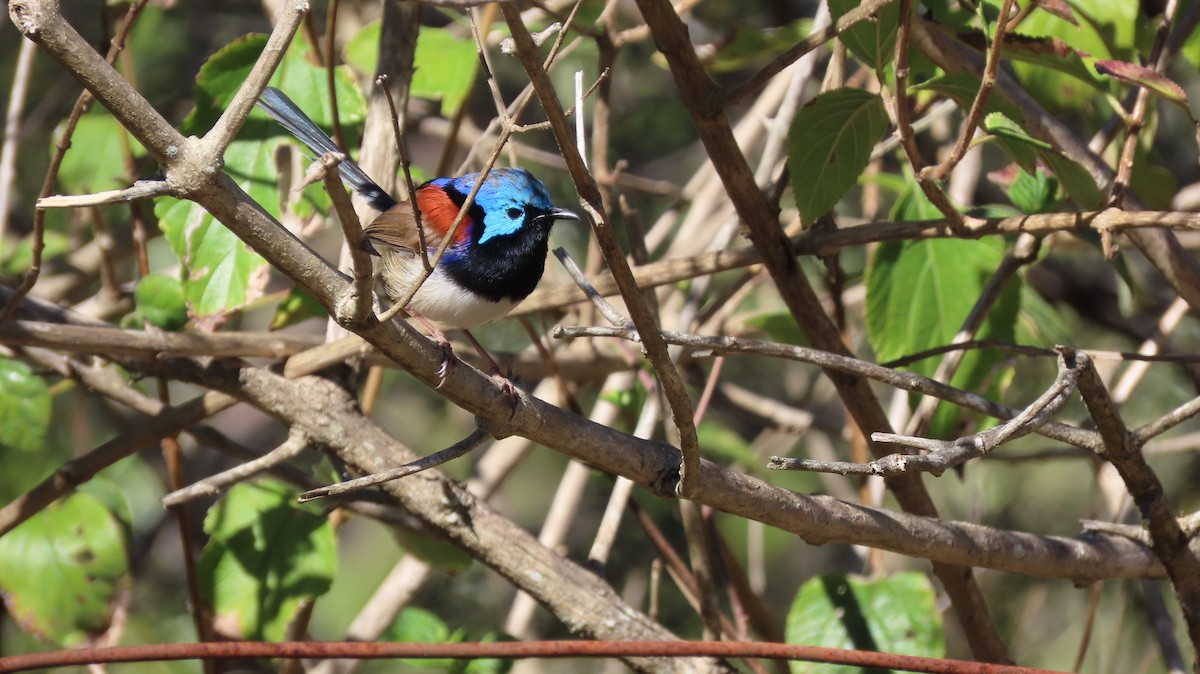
(257, 87, 579, 381)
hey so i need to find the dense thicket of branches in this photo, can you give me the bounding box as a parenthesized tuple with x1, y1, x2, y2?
(4, 0, 1200, 672)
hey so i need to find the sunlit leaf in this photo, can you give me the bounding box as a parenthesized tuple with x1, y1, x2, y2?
(382, 607, 459, 669)
(1008, 168, 1059, 214)
(157, 33, 365, 322)
(55, 109, 145, 194)
(199, 480, 336, 641)
(345, 23, 477, 116)
(786, 573, 943, 673)
(788, 89, 889, 225)
(867, 186, 1020, 438)
(0, 493, 128, 646)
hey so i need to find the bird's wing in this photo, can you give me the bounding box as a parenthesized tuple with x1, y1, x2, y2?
(362, 204, 435, 253)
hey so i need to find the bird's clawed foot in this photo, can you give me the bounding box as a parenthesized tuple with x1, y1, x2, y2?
(434, 339, 457, 390)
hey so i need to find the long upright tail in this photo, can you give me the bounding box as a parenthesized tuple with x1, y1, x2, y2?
(257, 87, 397, 212)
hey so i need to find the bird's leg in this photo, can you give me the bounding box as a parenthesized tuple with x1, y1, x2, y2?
(405, 308, 457, 389)
(460, 329, 518, 400)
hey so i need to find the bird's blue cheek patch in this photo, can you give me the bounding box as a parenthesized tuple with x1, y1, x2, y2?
(478, 205, 524, 244)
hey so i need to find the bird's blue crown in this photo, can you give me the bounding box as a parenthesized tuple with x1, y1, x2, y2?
(431, 168, 554, 245)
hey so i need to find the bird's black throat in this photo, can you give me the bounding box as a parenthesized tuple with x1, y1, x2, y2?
(440, 189, 553, 304)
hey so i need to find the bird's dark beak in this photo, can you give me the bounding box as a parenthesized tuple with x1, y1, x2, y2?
(547, 207, 582, 222)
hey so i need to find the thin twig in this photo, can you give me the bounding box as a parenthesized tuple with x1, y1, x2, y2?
(555, 323, 1099, 451)
(200, 0, 307, 157)
(298, 427, 490, 502)
(2, 0, 151, 319)
(161, 429, 310, 507)
(919, 0, 1015, 182)
(552, 247, 628, 327)
(313, 152, 373, 325)
(37, 179, 170, 208)
(773, 350, 1082, 477)
(1073, 348, 1200, 655)
(501, 1, 701, 499)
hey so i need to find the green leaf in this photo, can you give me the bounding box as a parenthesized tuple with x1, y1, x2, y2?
(55, 109, 145, 194)
(346, 23, 477, 116)
(1017, 283, 1072, 347)
(158, 33, 366, 322)
(0, 358, 51, 453)
(912, 73, 1025, 122)
(1129, 158, 1177, 211)
(828, 0, 901, 70)
(1008, 168, 1059, 214)
(865, 211, 1020, 437)
(1039, 151, 1102, 209)
(1008, 1, 1133, 109)
(382, 607, 459, 669)
(785, 573, 943, 673)
(913, 72, 1052, 171)
(269, 286, 327, 330)
(788, 89, 889, 225)
(134, 274, 189, 330)
(2, 230, 71, 277)
(0, 493, 129, 646)
(198, 480, 336, 641)
(981, 112, 1051, 174)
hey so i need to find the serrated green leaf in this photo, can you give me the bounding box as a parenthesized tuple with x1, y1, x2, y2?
(1095, 59, 1191, 110)
(912, 73, 1025, 122)
(865, 219, 1020, 438)
(198, 480, 336, 641)
(158, 33, 366, 321)
(788, 89, 889, 225)
(134, 274, 189, 331)
(383, 607, 458, 669)
(828, 0, 901, 70)
(0, 493, 129, 646)
(1008, 168, 1059, 214)
(346, 23, 477, 116)
(0, 358, 51, 453)
(786, 573, 943, 674)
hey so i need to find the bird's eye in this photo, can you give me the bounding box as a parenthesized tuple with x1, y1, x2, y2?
(506, 207, 522, 219)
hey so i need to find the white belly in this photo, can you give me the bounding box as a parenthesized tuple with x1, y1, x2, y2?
(378, 251, 517, 330)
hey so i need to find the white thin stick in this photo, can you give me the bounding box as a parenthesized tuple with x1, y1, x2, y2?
(575, 70, 587, 169)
